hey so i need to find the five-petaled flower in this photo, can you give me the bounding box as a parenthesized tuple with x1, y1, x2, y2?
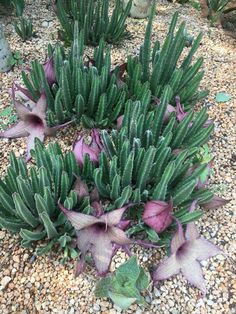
(58, 203, 132, 276)
(0, 91, 71, 161)
(153, 212, 223, 294)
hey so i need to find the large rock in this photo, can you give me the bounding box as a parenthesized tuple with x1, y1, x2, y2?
(123, 0, 154, 18)
(0, 23, 12, 73)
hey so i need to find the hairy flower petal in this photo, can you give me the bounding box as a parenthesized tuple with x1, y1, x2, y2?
(14, 101, 31, 120)
(44, 120, 73, 136)
(0, 121, 28, 138)
(73, 135, 99, 166)
(13, 83, 36, 102)
(77, 227, 113, 275)
(75, 256, 86, 277)
(58, 203, 98, 230)
(201, 195, 230, 210)
(181, 260, 206, 294)
(108, 226, 132, 245)
(190, 238, 223, 261)
(91, 232, 113, 275)
(91, 129, 103, 151)
(170, 220, 185, 254)
(176, 96, 188, 122)
(185, 222, 199, 241)
(73, 177, 89, 200)
(26, 127, 45, 161)
(153, 255, 180, 282)
(101, 207, 127, 226)
(32, 93, 47, 120)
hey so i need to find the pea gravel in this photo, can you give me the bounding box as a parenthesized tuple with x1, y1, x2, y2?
(0, 1, 235, 313)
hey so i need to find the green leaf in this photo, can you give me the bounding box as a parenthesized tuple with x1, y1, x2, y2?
(116, 256, 140, 284)
(215, 92, 231, 103)
(136, 268, 150, 291)
(146, 228, 160, 243)
(94, 276, 112, 298)
(108, 291, 136, 310)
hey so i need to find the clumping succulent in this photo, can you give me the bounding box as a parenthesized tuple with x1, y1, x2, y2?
(127, 7, 209, 109)
(55, 0, 132, 46)
(0, 7, 231, 307)
(0, 89, 71, 160)
(153, 202, 224, 294)
(0, 140, 91, 257)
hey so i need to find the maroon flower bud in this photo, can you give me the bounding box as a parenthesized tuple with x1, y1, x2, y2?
(142, 199, 173, 233)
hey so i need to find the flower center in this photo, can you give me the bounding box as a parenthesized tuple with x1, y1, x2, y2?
(94, 222, 107, 232)
(27, 114, 44, 127)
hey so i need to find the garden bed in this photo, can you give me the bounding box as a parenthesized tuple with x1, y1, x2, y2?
(0, 0, 235, 313)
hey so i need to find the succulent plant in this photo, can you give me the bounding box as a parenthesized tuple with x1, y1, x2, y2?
(0, 140, 94, 257)
(127, 7, 208, 110)
(19, 23, 128, 128)
(55, 0, 132, 46)
(14, 17, 34, 41)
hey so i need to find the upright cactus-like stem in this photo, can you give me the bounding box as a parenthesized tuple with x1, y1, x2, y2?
(0, 23, 12, 72)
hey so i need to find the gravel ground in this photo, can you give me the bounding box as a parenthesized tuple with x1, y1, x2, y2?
(0, 1, 236, 313)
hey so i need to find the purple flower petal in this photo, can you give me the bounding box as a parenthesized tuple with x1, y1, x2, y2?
(77, 227, 113, 276)
(91, 128, 104, 151)
(107, 226, 132, 245)
(185, 222, 199, 241)
(175, 96, 188, 122)
(73, 135, 99, 167)
(14, 101, 31, 120)
(90, 187, 100, 202)
(91, 201, 104, 217)
(90, 232, 114, 276)
(0, 121, 28, 138)
(12, 83, 36, 102)
(117, 220, 131, 230)
(170, 220, 186, 254)
(153, 255, 180, 283)
(190, 238, 224, 261)
(75, 256, 86, 277)
(73, 176, 89, 200)
(26, 127, 45, 161)
(31, 93, 47, 120)
(201, 195, 231, 210)
(58, 203, 98, 230)
(101, 207, 127, 226)
(181, 260, 206, 294)
(45, 120, 73, 136)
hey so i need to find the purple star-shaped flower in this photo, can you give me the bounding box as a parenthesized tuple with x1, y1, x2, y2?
(0, 92, 71, 160)
(58, 204, 132, 276)
(153, 215, 223, 294)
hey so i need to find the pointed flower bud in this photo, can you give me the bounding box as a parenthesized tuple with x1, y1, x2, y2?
(73, 129, 103, 167)
(116, 115, 124, 130)
(43, 57, 56, 86)
(175, 96, 188, 122)
(142, 199, 173, 233)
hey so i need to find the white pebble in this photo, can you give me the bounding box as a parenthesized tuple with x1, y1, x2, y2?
(0, 276, 12, 290)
